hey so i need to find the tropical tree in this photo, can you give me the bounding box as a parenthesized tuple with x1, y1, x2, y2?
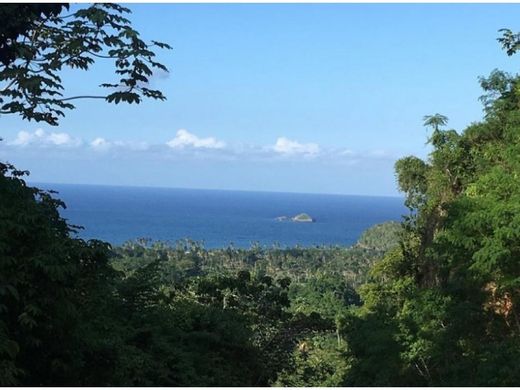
(0, 3, 172, 384)
(422, 113, 448, 132)
(340, 30, 520, 386)
(0, 3, 171, 126)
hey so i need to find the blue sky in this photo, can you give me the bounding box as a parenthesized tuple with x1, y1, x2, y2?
(2, 3, 520, 196)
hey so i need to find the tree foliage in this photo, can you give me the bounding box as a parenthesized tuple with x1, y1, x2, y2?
(339, 30, 520, 386)
(1, 159, 402, 385)
(0, 3, 171, 125)
(423, 113, 448, 132)
(3, 5, 520, 385)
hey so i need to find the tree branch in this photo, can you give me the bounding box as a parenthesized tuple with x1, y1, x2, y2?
(1, 79, 17, 92)
(59, 95, 107, 102)
(87, 51, 118, 59)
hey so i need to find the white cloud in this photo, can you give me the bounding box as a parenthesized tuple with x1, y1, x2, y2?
(273, 137, 320, 156)
(11, 131, 34, 146)
(11, 128, 82, 147)
(340, 149, 355, 156)
(166, 129, 225, 149)
(6, 128, 397, 166)
(91, 137, 111, 151)
(90, 138, 150, 152)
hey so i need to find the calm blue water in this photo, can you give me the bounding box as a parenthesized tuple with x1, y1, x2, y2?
(36, 183, 408, 248)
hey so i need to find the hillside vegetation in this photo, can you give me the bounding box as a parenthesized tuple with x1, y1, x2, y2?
(0, 168, 397, 385)
(339, 64, 520, 385)
(1, 8, 520, 384)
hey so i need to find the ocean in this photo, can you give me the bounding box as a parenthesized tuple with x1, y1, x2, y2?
(36, 183, 408, 248)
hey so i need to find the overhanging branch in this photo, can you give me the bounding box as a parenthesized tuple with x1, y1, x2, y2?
(59, 95, 107, 101)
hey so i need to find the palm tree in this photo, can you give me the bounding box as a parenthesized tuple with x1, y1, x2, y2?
(423, 113, 449, 132)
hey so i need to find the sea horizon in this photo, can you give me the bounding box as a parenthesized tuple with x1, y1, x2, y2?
(33, 182, 408, 249)
(30, 180, 404, 200)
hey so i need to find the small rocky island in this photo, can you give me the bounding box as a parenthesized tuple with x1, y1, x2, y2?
(276, 213, 315, 223)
